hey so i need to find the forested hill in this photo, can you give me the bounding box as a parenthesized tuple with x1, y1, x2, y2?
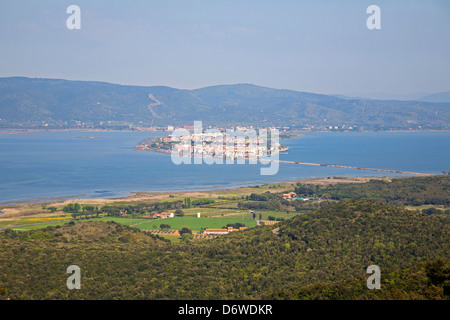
(1, 77, 449, 130)
(0, 200, 448, 300)
(294, 175, 450, 207)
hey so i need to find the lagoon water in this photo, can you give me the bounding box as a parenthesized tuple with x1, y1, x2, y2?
(0, 130, 449, 204)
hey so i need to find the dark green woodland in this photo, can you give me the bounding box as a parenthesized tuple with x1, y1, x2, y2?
(0, 196, 448, 300)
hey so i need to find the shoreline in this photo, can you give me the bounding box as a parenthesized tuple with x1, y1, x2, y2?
(0, 174, 404, 208)
(0, 177, 330, 206)
(0, 128, 161, 135)
(1, 128, 450, 135)
(0, 176, 395, 221)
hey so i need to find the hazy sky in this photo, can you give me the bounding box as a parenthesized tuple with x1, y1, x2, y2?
(0, 0, 449, 97)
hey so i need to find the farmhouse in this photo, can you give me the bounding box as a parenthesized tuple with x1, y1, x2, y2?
(282, 192, 297, 200)
(152, 212, 174, 219)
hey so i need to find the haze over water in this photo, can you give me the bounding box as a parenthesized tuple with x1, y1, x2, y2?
(0, 130, 449, 205)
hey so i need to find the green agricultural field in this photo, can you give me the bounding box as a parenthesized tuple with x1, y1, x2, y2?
(218, 209, 307, 221)
(10, 211, 301, 232)
(12, 220, 72, 231)
(11, 217, 147, 231)
(9, 215, 258, 233)
(133, 216, 257, 232)
(181, 207, 238, 217)
(202, 201, 241, 209)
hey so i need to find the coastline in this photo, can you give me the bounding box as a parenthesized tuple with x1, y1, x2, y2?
(0, 174, 392, 208)
(0, 130, 445, 223)
(1, 127, 450, 135)
(0, 176, 386, 223)
(0, 128, 160, 135)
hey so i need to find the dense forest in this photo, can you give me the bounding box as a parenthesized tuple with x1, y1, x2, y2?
(294, 176, 450, 207)
(0, 200, 448, 300)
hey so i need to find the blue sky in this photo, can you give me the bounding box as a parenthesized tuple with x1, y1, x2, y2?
(0, 0, 449, 98)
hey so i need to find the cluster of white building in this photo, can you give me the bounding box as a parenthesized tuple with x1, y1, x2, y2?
(170, 131, 280, 160)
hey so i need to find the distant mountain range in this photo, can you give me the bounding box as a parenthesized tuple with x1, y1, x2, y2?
(418, 91, 450, 103)
(0, 77, 449, 130)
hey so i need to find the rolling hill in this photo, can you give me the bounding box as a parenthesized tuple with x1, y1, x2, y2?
(0, 77, 449, 130)
(419, 91, 450, 103)
(0, 200, 448, 300)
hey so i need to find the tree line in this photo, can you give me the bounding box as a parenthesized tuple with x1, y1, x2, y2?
(63, 200, 186, 219)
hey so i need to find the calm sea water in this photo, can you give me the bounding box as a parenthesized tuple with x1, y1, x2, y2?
(0, 131, 449, 204)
